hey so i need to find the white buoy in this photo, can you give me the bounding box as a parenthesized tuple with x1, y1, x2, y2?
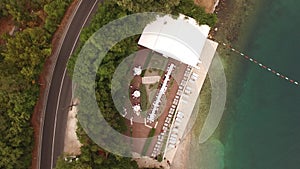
(220, 40, 300, 87)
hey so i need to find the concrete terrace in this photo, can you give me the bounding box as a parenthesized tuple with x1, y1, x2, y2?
(163, 39, 218, 163)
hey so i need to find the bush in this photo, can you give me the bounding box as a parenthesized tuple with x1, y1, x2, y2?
(44, 0, 72, 33)
(0, 1, 71, 168)
(157, 154, 163, 162)
(140, 84, 149, 111)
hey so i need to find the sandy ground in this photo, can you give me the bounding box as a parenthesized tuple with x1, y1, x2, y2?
(63, 99, 82, 155)
(170, 134, 191, 169)
(134, 154, 170, 169)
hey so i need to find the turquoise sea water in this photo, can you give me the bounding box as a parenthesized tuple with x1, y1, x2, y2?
(222, 0, 300, 169)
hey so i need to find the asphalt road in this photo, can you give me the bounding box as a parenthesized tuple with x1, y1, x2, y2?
(40, 0, 99, 168)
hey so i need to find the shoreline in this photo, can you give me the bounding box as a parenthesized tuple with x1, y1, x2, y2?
(178, 0, 265, 169)
(170, 1, 221, 169)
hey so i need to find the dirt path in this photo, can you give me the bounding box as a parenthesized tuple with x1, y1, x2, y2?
(63, 99, 82, 155)
(195, 0, 219, 13)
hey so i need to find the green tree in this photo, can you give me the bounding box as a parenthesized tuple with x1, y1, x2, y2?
(2, 27, 51, 81)
(112, 0, 180, 13)
(44, 0, 71, 33)
(173, 0, 217, 26)
(4, 0, 29, 24)
(0, 0, 72, 168)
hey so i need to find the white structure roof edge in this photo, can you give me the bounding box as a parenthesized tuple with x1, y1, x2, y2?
(138, 14, 212, 68)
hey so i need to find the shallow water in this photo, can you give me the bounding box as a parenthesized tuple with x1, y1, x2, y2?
(221, 0, 300, 168)
(187, 0, 300, 168)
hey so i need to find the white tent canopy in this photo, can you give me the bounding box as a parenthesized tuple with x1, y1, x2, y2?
(133, 66, 142, 76)
(133, 105, 141, 112)
(132, 90, 141, 98)
(138, 14, 211, 69)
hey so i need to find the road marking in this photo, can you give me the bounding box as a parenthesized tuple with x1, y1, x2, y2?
(38, 0, 83, 168)
(49, 0, 99, 169)
(50, 67, 67, 168)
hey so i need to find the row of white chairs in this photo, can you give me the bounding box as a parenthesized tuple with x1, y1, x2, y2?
(167, 111, 185, 148)
(151, 86, 180, 157)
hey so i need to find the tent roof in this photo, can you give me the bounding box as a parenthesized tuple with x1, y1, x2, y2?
(138, 14, 211, 68)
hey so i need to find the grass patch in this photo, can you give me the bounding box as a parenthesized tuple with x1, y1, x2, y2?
(149, 83, 159, 90)
(141, 128, 156, 156)
(167, 78, 175, 93)
(151, 68, 164, 77)
(140, 84, 150, 111)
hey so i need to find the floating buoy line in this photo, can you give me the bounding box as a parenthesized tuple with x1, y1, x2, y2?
(212, 39, 299, 86)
